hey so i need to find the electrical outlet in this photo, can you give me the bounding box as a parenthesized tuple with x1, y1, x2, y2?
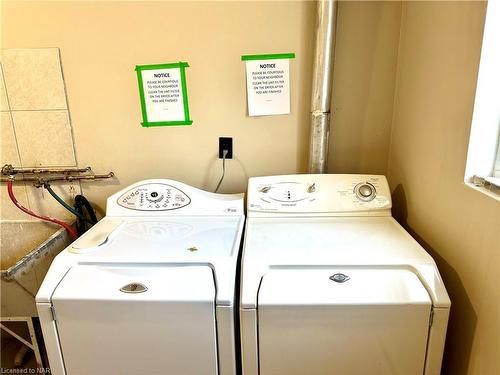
(219, 137, 233, 159)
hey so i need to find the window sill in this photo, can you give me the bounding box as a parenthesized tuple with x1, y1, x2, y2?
(464, 181, 500, 202)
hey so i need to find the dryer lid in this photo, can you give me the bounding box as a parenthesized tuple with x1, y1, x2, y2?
(257, 268, 432, 375)
(240, 216, 450, 308)
(51, 265, 218, 375)
(52, 264, 215, 302)
(258, 268, 431, 306)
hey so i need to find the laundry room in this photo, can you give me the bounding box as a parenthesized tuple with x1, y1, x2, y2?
(0, 0, 499, 374)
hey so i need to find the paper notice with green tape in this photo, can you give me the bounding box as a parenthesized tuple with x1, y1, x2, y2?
(242, 53, 295, 116)
(135, 62, 193, 127)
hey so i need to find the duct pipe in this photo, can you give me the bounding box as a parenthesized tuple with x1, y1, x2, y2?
(308, 0, 337, 174)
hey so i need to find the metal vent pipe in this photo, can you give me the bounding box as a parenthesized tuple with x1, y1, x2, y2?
(308, 0, 337, 174)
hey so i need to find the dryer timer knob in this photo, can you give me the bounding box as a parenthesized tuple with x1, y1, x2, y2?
(354, 183, 376, 201)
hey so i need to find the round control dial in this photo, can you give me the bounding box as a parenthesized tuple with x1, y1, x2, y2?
(146, 191, 164, 203)
(354, 182, 376, 202)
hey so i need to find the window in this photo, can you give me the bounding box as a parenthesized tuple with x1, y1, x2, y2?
(495, 139, 500, 178)
(465, 0, 500, 199)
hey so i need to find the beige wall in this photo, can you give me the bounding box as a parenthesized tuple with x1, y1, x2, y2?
(387, 2, 500, 374)
(329, 0, 400, 174)
(1, 1, 400, 211)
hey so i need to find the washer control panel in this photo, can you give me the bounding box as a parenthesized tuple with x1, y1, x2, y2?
(117, 183, 191, 211)
(248, 174, 391, 215)
(251, 180, 318, 212)
(259, 182, 317, 204)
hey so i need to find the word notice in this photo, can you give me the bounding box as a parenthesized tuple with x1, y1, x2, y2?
(135, 62, 192, 127)
(242, 53, 295, 116)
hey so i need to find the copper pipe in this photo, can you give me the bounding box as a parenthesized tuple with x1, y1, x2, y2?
(1, 172, 115, 185)
(1, 164, 91, 176)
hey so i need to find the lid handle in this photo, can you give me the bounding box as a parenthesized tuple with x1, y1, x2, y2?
(120, 282, 148, 293)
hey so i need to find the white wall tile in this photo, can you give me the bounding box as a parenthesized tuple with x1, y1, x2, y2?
(0, 65, 9, 111)
(0, 112, 31, 220)
(1, 112, 19, 165)
(12, 110, 76, 167)
(2, 48, 67, 110)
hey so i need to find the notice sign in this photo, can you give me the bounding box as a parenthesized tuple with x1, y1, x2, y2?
(242, 53, 295, 116)
(135, 62, 193, 127)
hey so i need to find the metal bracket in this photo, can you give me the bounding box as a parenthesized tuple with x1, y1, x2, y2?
(50, 306, 57, 322)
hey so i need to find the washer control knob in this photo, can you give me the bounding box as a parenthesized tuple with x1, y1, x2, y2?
(359, 185, 373, 197)
(146, 191, 164, 203)
(307, 183, 316, 193)
(354, 183, 376, 201)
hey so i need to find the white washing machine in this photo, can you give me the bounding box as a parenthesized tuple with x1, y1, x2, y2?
(36, 179, 245, 375)
(240, 174, 450, 375)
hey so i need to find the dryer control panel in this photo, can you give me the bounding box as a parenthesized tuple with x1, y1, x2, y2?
(117, 183, 191, 211)
(247, 174, 391, 216)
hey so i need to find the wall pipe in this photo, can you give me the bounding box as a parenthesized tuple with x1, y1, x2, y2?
(6, 177, 78, 240)
(308, 0, 337, 174)
(1, 164, 91, 175)
(0, 172, 115, 184)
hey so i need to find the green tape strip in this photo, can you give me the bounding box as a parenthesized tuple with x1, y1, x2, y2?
(135, 62, 193, 127)
(179, 65, 192, 123)
(135, 62, 189, 71)
(142, 120, 193, 127)
(241, 53, 295, 61)
(136, 68, 148, 124)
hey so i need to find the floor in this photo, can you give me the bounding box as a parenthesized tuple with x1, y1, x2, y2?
(1, 322, 39, 372)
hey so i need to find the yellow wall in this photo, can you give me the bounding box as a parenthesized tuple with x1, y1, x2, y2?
(329, 1, 401, 174)
(388, 2, 500, 374)
(1, 1, 401, 211)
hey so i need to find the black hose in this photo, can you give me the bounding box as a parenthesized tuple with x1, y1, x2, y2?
(74, 195, 98, 235)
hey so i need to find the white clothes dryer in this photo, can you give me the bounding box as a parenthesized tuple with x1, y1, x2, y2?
(36, 179, 245, 375)
(239, 174, 450, 375)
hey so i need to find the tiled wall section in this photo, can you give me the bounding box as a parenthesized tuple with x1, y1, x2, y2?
(0, 48, 80, 227)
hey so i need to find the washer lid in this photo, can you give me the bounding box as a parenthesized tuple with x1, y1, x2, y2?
(38, 216, 244, 306)
(69, 219, 124, 253)
(74, 217, 243, 259)
(258, 268, 431, 306)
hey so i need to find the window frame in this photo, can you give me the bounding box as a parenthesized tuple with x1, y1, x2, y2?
(464, 0, 500, 200)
